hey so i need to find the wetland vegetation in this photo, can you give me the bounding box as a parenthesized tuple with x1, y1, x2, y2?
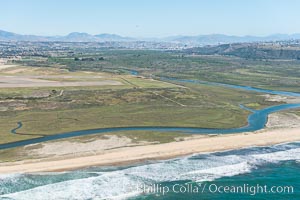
(0, 43, 299, 146)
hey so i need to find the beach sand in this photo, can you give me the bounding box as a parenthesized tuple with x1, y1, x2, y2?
(0, 127, 299, 174)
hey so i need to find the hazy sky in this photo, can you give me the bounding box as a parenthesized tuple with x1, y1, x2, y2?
(1, 0, 300, 37)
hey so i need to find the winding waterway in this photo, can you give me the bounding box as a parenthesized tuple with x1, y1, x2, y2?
(1, 72, 300, 150)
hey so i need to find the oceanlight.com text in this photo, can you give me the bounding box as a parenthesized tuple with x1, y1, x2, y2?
(133, 183, 294, 196)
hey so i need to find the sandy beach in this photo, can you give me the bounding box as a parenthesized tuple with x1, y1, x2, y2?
(0, 127, 299, 174)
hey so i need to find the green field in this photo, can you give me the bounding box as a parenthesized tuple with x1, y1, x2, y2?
(16, 50, 300, 92)
(1, 48, 299, 146)
(0, 76, 278, 144)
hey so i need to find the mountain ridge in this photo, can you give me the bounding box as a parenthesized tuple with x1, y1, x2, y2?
(1, 29, 300, 45)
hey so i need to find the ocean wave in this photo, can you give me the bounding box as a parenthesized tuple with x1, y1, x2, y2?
(1, 172, 142, 200)
(251, 147, 300, 162)
(1, 143, 300, 200)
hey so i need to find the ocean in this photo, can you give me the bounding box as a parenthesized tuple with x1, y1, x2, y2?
(1, 142, 299, 200)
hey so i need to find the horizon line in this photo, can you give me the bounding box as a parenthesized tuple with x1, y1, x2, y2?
(1, 29, 300, 39)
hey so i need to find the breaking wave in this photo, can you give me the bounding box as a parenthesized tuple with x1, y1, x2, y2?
(1, 142, 300, 200)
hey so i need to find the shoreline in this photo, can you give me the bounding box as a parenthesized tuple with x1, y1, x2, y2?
(0, 127, 300, 174)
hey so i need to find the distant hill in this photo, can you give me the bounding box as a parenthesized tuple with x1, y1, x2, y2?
(164, 34, 300, 46)
(185, 42, 300, 60)
(0, 30, 132, 42)
(0, 30, 49, 41)
(94, 34, 134, 41)
(1, 29, 300, 45)
(61, 32, 96, 42)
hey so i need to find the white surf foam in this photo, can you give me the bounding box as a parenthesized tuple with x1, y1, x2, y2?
(1, 171, 143, 200)
(0, 174, 22, 180)
(2, 144, 300, 200)
(251, 147, 300, 163)
(183, 162, 251, 182)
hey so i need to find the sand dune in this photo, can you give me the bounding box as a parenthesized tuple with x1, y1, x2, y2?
(0, 127, 299, 174)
